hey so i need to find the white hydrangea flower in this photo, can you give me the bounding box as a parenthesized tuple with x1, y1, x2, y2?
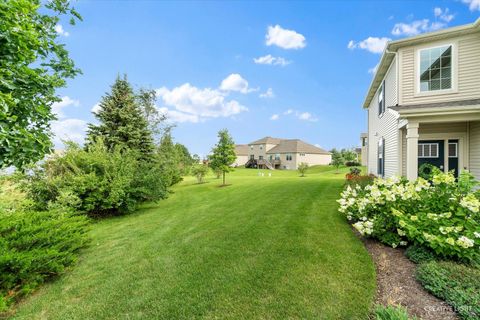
(474, 232, 480, 238)
(460, 194, 480, 213)
(456, 236, 475, 248)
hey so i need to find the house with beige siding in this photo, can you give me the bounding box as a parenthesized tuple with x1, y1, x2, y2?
(364, 18, 480, 181)
(238, 137, 331, 170)
(233, 145, 249, 167)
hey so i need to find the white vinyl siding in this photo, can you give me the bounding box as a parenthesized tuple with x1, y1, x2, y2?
(367, 57, 399, 177)
(469, 121, 480, 180)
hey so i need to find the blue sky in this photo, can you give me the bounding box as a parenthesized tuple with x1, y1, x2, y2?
(52, 0, 480, 157)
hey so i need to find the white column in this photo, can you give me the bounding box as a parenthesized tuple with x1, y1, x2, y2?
(406, 121, 419, 181)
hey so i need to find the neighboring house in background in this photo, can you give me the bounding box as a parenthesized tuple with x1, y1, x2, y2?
(240, 136, 331, 170)
(364, 18, 480, 180)
(360, 133, 368, 166)
(234, 144, 249, 167)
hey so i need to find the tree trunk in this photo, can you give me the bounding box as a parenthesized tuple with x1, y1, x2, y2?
(223, 171, 226, 185)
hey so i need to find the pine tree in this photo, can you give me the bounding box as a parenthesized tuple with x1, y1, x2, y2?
(210, 129, 236, 186)
(86, 75, 154, 159)
(156, 129, 182, 186)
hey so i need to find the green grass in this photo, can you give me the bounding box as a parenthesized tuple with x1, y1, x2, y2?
(11, 166, 375, 319)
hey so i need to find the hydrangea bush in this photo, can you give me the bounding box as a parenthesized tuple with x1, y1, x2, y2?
(338, 171, 480, 261)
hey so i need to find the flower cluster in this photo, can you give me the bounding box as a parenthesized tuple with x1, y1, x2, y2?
(337, 171, 480, 261)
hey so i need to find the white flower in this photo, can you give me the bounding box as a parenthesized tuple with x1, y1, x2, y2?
(474, 232, 480, 238)
(456, 236, 475, 248)
(460, 194, 480, 213)
(400, 241, 408, 246)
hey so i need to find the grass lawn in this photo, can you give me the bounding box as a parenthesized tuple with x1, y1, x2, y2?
(12, 166, 375, 319)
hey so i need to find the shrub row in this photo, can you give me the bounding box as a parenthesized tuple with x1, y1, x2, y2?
(19, 140, 169, 217)
(338, 171, 480, 261)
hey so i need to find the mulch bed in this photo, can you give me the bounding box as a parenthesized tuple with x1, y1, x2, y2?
(362, 238, 459, 320)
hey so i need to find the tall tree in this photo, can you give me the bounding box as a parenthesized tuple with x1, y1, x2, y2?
(156, 129, 182, 187)
(210, 129, 236, 186)
(330, 148, 344, 173)
(86, 75, 154, 159)
(136, 88, 168, 141)
(0, 0, 82, 169)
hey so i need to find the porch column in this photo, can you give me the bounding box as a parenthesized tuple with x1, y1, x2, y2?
(406, 121, 419, 181)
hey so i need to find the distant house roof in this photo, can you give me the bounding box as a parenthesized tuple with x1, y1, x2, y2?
(266, 139, 331, 155)
(235, 144, 249, 156)
(249, 136, 283, 145)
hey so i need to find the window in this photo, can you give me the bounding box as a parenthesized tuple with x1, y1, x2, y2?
(377, 138, 385, 176)
(286, 154, 293, 161)
(418, 143, 439, 158)
(362, 137, 367, 147)
(249, 145, 253, 150)
(448, 142, 458, 158)
(378, 80, 385, 116)
(259, 155, 263, 160)
(275, 154, 280, 160)
(259, 145, 263, 150)
(300, 153, 305, 156)
(419, 45, 452, 92)
(249, 155, 254, 160)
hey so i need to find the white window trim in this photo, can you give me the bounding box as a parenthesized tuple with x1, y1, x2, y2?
(448, 142, 458, 158)
(418, 143, 439, 158)
(415, 42, 457, 96)
(377, 81, 385, 118)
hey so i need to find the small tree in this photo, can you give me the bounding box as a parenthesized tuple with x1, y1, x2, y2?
(298, 162, 309, 177)
(191, 164, 209, 184)
(330, 148, 344, 173)
(209, 129, 236, 186)
(341, 149, 357, 163)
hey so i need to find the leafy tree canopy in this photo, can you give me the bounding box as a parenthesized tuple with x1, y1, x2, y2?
(209, 129, 236, 185)
(0, 0, 82, 169)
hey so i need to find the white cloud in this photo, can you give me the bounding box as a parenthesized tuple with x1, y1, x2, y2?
(368, 64, 379, 74)
(55, 24, 69, 37)
(282, 109, 318, 122)
(260, 88, 275, 99)
(91, 103, 101, 114)
(265, 25, 306, 50)
(220, 73, 254, 93)
(253, 54, 291, 66)
(51, 96, 79, 119)
(434, 7, 454, 22)
(297, 112, 318, 122)
(51, 118, 87, 147)
(348, 37, 391, 54)
(156, 83, 248, 123)
(158, 107, 201, 123)
(462, 0, 480, 11)
(270, 114, 279, 120)
(391, 19, 446, 36)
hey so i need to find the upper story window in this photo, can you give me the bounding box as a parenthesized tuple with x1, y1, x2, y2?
(286, 154, 293, 161)
(300, 153, 305, 156)
(259, 145, 263, 150)
(275, 154, 280, 160)
(378, 80, 385, 116)
(362, 137, 367, 147)
(419, 45, 452, 92)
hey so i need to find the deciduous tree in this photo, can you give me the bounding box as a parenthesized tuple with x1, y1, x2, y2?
(209, 129, 236, 186)
(0, 0, 82, 169)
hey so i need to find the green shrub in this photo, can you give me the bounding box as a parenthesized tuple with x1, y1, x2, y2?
(20, 140, 169, 216)
(418, 163, 442, 180)
(0, 209, 89, 311)
(405, 245, 437, 264)
(298, 162, 309, 177)
(375, 304, 417, 320)
(416, 261, 480, 320)
(191, 164, 209, 184)
(338, 171, 480, 261)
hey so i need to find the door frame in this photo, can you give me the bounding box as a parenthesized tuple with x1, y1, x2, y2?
(417, 132, 467, 173)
